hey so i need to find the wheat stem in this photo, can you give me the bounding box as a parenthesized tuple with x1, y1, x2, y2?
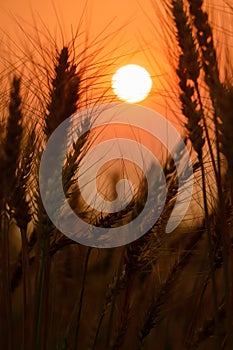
(74, 247, 92, 350)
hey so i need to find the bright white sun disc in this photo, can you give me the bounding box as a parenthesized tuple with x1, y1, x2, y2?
(112, 64, 152, 103)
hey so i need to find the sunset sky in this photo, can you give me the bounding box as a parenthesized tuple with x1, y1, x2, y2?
(0, 1, 173, 115)
(0, 0, 232, 128)
(0, 0, 155, 55)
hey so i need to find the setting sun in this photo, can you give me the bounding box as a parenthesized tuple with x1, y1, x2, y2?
(112, 64, 152, 103)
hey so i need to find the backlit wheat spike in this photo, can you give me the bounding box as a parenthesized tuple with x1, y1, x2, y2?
(186, 0, 233, 199)
(172, 0, 204, 158)
(138, 226, 204, 349)
(0, 76, 24, 350)
(171, 1, 223, 348)
(45, 46, 80, 136)
(3, 76, 23, 190)
(35, 46, 81, 350)
(11, 128, 37, 350)
(62, 118, 90, 196)
(187, 0, 221, 96)
(187, 0, 233, 181)
(11, 128, 37, 230)
(187, 0, 224, 178)
(187, 3, 233, 346)
(218, 86, 233, 176)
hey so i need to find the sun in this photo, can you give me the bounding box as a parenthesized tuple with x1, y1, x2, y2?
(112, 64, 152, 103)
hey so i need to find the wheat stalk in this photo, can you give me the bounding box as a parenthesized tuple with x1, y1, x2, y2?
(0, 75, 25, 350)
(187, 1, 233, 345)
(170, 1, 224, 348)
(138, 224, 204, 349)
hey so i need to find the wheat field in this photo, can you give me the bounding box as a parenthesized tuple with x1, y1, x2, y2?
(0, 0, 233, 349)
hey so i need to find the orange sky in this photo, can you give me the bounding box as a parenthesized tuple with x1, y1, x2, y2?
(0, 0, 232, 126)
(0, 0, 173, 115)
(0, 0, 156, 69)
(0, 0, 154, 50)
(0, 0, 181, 173)
(1, 0, 232, 209)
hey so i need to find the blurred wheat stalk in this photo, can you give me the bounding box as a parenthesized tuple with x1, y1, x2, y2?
(0, 1, 233, 350)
